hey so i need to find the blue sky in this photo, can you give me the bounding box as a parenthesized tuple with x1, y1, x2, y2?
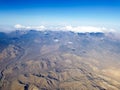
(0, 0, 120, 29)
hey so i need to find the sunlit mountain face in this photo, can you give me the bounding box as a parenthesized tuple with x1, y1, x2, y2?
(0, 30, 120, 90)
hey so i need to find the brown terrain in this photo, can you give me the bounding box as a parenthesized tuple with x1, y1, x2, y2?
(0, 30, 120, 90)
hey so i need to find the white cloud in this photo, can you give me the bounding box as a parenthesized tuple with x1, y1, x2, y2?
(57, 25, 117, 33)
(14, 24, 46, 31)
(14, 24, 25, 29)
(14, 24, 116, 33)
(35, 25, 46, 31)
(61, 26, 107, 33)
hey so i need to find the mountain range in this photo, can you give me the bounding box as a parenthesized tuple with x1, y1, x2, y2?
(0, 30, 120, 90)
